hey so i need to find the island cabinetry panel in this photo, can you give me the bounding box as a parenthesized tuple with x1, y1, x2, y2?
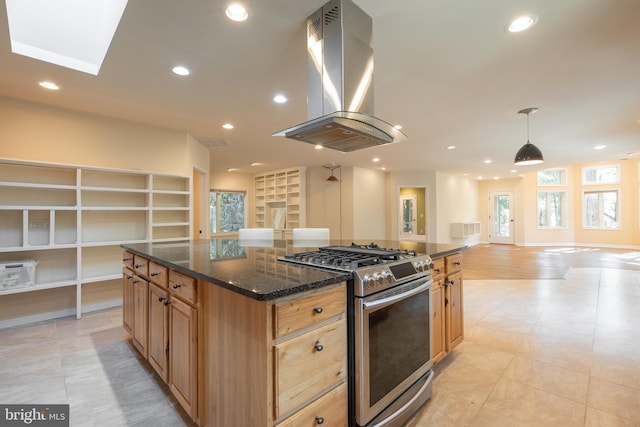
(202, 282, 347, 427)
(168, 296, 197, 419)
(431, 252, 464, 363)
(148, 282, 169, 382)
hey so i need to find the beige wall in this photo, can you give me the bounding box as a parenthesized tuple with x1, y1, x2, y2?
(0, 96, 210, 325)
(436, 172, 481, 245)
(386, 171, 437, 241)
(352, 167, 387, 240)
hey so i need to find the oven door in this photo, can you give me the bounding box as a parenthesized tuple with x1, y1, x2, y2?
(355, 277, 433, 426)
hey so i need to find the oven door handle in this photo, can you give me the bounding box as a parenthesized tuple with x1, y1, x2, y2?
(362, 280, 431, 310)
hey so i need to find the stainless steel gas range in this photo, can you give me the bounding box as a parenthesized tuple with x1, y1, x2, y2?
(282, 243, 435, 427)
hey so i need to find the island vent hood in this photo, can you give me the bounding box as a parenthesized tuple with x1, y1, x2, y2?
(273, 0, 407, 152)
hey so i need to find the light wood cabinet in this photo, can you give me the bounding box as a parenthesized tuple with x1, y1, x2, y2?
(169, 296, 198, 418)
(122, 267, 134, 334)
(132, 274, 149, 358)
(431, 252, 464, 363)
(123, 255, 198, 421)
(275, 383, 347, 427)
(148, 282, 169, 382)
(254, 167, 306, 231)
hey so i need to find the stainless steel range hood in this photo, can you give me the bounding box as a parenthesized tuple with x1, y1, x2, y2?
(273, 0, 407, 152)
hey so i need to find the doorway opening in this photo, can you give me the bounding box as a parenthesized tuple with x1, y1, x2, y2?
(488, 190, 514, 244)
(398, 187, 427, 241)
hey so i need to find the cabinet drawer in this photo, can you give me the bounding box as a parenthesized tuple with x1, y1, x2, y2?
(133, 255, 149, 277)
(123, 251, 134, 269)
(275, 320, 346, 418)
(275, 383, 347, 427)
(169, 270, 197, 304)
(274, 286, 345, 338)
(149, 262, 168, 288)
(431, 257, 445, 281)
(445, 253, 463, 274)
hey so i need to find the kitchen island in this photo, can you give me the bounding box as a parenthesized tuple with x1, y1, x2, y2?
(121, 239, 466, 426)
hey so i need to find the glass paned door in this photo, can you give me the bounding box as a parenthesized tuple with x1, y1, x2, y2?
(399, 195, 417, 238)
(488, 191, 514, 244)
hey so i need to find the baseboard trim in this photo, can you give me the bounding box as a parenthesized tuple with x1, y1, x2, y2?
(0, 298, 122, 330)
(515, 242, 640, 250)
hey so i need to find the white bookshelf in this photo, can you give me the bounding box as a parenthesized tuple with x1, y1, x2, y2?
(254, 167, 306, 237)
(0, 159, 191, 318)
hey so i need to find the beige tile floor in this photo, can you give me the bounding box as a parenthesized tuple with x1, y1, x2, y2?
(407, 267, 640, 427)
(1, 267, 639, 426)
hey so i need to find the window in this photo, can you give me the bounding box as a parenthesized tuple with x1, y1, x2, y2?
(537, 169, 567, 186)
(582, 165, 620, 185)
(582, 190, 620, 229)
(210, 191, 246, 234)
(538, 191, 567, 228)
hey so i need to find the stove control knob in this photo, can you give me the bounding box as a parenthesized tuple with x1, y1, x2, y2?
(380, 270, 392, 283)
(413, 261, 422, 272)
(363, 274, 373, 288)
(371, 272, 382, 287)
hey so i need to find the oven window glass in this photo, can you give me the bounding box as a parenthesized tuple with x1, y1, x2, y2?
(368, 289, 430, 406)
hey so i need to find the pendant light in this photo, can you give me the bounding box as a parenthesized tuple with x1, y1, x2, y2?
(514, 107, 544, 165)
(323, 165, 340, 182)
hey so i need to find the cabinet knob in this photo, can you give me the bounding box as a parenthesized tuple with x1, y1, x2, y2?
(454, 261, 461, 266)
(164, 300, 171, 306)
(133, 280, 139, 284)
(172, 283, 181, 289)
(313, 307, 323, 314)
(158, 296, 165, 302)
(448, 280, 455, 286)
(123, 258, 131, 262)
(314, 342, 324, 352)
(126, 275, 133, 280)
(150, 272, 159, 277)
(134, 264, 143, 268)
(434, 268, 441, 274)
(315, 416, 324, 425)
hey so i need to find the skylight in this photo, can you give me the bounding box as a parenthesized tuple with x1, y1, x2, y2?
(5, 0, 128, 75)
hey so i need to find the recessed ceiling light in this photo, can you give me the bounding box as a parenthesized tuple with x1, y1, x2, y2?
(225, 3, 248, 22)
(227, 168, 237, 172)
(381, 167, 386, 171)
(172, 65, 190, 76)
(273, 94, 287, 103)
(372, 157, 380, 162)
(510, 169, 517, 173)
(494, 177, 500, 180)
(39, 81, 60, 90)
(393, 125, 402, 130)
(507, 14, 538, 32)
(447, 145, 456, 150)
(314, 144, 323, 150)
(484, 159, 492, 164)
(222, 123, 234, 130)
(250, 162, 261, 166)
(594, 145, 606, 150)
(477, 176, 483, 180)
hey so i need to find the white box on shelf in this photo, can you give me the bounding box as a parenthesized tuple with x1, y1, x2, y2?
(0, 259, 38, 290)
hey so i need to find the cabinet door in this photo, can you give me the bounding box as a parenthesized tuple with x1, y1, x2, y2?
(169, 297, 197, 418)
(275, 383, 347, 427)
(132, 275, 149, 358)
(431, 279, 446, 364)
(148, 283, 169, 382)
(122, 268, 134, 334)
(445, 272, 464, 351)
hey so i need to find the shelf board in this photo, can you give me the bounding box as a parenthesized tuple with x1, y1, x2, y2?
(82, 273, 121, 284)
(0, 205, 77, 210)
(80, 239, 148, 247)
(81, 207, 149, 211)
(80, 186, 148, 193)
(0, 181, 76, 190)
(152, 222, 190, 227)
(0, 279, 77, 296)
(152, 237, 191, 243)
(152, 190, 190, 195)
(152, 207, 190, 211)
(0, 243, 78, 252)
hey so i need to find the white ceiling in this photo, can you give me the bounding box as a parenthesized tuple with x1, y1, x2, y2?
(1, 0, 639, 178)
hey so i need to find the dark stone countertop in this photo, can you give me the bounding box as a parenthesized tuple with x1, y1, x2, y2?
(121, 239, 467, 301)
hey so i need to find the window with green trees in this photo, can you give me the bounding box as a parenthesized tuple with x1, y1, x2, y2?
(210, 191, 246, 233)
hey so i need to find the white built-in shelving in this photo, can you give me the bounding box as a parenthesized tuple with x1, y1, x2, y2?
(0, 159, 191, 319)
(254, 167, 306, 238)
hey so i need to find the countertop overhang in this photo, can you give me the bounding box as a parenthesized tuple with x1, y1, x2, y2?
(121, 239, 467, 301)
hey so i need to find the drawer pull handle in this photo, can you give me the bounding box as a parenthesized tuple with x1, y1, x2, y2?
(454, 261, 461, 266)
(315, 416, 324, 425)
(434, 268, 441, 273)
(313, 307, 323, 314)
(135, 264, 144, 268)
(449, 280, 455, 286)
(125, 275, 133, 280)
(150, 272, 159, 277)
(158, 297, 165, 302)
(314, 342, 324, 352)
(172, 283, 181, 289)
(123, 258, 131, 262)
(164, 300, 171, 306)
(133, 280, 139, 284)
